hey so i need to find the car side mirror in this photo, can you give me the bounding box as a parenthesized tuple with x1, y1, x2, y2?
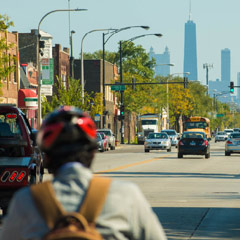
(177, 137, 180, 140)
(207, 138, 211, 141)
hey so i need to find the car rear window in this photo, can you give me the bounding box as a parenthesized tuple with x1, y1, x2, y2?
(98, 130, 111, 136)
(182, 133, 205, 139)
(0, 114, 22, 137)
(162, 130, 176, 136)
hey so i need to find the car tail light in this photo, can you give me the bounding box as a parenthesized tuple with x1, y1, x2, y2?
(202, 140, 208, 146)
(0, 167, 28, 187)
(227, 140, 233, 144)
(179, 140, 184, 146)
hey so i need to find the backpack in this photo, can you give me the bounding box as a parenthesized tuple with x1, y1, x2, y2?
(30, 176, 112, 240)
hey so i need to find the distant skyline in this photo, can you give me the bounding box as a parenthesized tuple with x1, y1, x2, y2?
(2, 0, 240, 90)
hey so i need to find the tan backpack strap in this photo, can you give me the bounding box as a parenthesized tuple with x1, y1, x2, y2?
(79, 177, 112, 223)
(30, 181, 65, 229)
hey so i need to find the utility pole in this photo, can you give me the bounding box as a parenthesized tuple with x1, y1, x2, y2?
(203, 63, 213, 95)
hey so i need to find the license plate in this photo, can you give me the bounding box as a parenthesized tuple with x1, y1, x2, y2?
(190, 141, 196, 146)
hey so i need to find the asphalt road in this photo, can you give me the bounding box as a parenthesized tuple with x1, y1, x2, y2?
(2, 141, 240, 239)
(92, 141, 240, 240)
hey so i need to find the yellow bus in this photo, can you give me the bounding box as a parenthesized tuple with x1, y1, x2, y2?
(184, 117, 211, 139)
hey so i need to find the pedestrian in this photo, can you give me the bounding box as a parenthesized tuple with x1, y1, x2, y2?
(0, 106, 167, 240)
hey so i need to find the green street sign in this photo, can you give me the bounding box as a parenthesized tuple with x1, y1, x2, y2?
(216, 114, 224, 117)
(111, 85, 126, 91)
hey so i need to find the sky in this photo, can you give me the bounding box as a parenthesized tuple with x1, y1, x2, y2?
(2, 0, 240, 90)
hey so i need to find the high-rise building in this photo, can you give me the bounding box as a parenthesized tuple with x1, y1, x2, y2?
(149, 46, 170, 77)
(183, 8, 198, 81)
(221, 48, 231, 88)
(237, 73, 240, 103)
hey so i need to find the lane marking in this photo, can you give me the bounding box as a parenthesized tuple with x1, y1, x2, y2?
(95, 155, 170, 174)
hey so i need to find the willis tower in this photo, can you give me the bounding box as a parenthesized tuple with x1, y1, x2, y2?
(184, 2, 198, 81)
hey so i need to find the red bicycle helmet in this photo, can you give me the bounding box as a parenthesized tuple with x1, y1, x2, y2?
(37, 106, 97, 156)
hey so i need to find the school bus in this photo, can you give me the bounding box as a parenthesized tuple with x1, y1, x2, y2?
(183, 117, 211, 139)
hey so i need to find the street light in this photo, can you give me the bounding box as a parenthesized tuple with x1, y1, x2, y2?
(102, 25, 149, 128)
(37, 8, 87, 129)
(70, 30, 75, 77)
(167, 72, 190, 129)
(119, 33, 162, 144)
(80, 28, 116, 104)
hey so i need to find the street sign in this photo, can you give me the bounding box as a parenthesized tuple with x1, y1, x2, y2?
(111, 85, 126, 91)
(94, 114, 101, 122)
(41, 58, 54, 85)
(41, 85, 53, 96)
(216, 114, 224, 117)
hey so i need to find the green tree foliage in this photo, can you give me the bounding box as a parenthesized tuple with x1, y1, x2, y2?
(42, 77, 103, 118)
(83, 50, 117, 64)
(0, 14, 15, 88)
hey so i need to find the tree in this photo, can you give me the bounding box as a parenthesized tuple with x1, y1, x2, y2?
(83, 50, 117, 64)
(0, 14, 15, 90)
(42, 77, 103, 118)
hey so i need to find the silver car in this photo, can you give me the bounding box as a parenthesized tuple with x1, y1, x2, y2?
(97, 129, 115, 150)
(161, 129, 179, 147)
(215, 131, 228, 142)
(144, 132, 171, 152)
(225, 133, 240, 156)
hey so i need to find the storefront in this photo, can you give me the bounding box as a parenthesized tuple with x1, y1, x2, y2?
(18, 89, 38, 129)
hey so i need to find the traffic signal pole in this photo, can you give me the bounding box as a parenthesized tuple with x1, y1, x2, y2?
(120, 41, 124, 144)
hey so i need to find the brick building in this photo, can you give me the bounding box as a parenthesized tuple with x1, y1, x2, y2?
(52, 44, 70, 91)
(73, 59, 120, 140)
(0, 31, 19, 104)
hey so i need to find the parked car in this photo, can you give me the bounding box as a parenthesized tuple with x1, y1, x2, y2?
(98, 132, 109, 151)
(215, 131, 228, 142)
(225, 132, 240, 156)
(144, 132, 171, 152)
(97, 133, 105, 152)
(233, 128, 240, 132)
(97, 129, 115, 150)
(0, 105, 44, 214)
(161, 129, 179, 147)
(178, 131, 210, 159)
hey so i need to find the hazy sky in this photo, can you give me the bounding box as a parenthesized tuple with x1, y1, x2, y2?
(2, 0, 240, 88)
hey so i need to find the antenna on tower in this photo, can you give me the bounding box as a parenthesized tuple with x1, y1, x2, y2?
(189, 0, 192, 21)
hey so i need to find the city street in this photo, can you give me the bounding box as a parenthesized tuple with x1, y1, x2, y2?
(92, 141, 240, 239)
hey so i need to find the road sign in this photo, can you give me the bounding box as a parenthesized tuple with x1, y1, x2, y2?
(41, 58, 54, 85)
(41, 85, 53, 96)
(94, 114, 101, 122)
(111, 85, 126, 91)
(216, 114, 224, 117)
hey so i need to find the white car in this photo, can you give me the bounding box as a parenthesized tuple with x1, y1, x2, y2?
(224, 129, 234, 136)
(225, 132, 240, 156)
(215, 131, 228, 142)
(97, 129, 116, 150)
(161, 129, 179, 147)
(144, 132, 171, 153)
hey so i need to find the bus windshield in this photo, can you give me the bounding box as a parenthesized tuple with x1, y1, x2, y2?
(185, 121, 208, 129)
(141, 120, 157, 125)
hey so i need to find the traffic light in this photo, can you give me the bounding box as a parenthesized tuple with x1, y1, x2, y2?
(184, 76, 188, 88)
(118, 105, 125, 120)
(230, 81, 234, 93)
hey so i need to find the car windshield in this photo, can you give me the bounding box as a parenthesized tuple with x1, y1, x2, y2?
(97, 134, 102, 140)
(0, 114, 22, 137)
(225, 130, 233, 133)
(141, 120, 157, 125)
(148, 133, 168, 139)
(99, 130, 111, 136)
(182, 132, 205, 139)
(162, 131, 176, 136)
(217, 132, 225, 135)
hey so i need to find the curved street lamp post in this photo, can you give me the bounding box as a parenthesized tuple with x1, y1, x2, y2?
(37, 8, 87, 129)
(119, 33, 163, 144)
(102, 25, 149, 128)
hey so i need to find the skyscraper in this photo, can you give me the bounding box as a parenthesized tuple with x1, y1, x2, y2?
(221, 48, 231, 88)
(149, 46, 170, 77)
(183, 5, 198, 81)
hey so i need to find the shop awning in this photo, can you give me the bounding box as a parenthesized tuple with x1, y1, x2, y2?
(18, 89, 38, 109)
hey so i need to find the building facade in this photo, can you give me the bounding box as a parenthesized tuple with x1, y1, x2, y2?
(73, 59, 120, 140)
(0, 31, 20, 104)
(183, 17, 198, 81)
(149, 46, 170, 77)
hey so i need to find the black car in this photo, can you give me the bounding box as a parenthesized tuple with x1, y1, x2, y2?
(178, 131, 210, 159)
